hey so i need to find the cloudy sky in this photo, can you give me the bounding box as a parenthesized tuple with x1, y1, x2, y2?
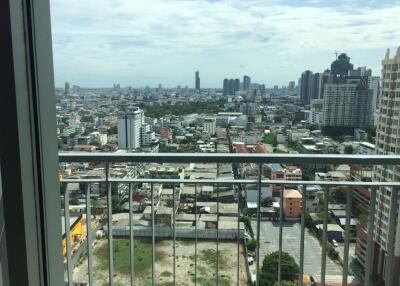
(50, 0, 400, 88)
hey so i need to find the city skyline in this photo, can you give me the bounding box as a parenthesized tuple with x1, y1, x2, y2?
(51, 0, 400, 88)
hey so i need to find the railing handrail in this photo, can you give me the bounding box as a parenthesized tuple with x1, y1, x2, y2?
(58, 152, 400, 165)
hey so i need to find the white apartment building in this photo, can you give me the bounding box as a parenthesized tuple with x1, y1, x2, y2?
(203, 117, 216, 135)
(309, 99, 323, 125)
(284, 167, 302, 181)
(322, 80, 374, 129)
(372, 47, 400, 284)
(89, 131, 107, 146)
(287, 129, 310, 142)
(117, 108, 143, 149)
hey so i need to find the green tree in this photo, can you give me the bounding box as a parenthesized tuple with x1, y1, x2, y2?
(240, 216, 251, 233)
(259, 251, 299, 286)
(91, 199, 103, 218)
(262, 197, 274, 207)
(333, 188, 347, 203)
(246, 239, 257, 252)
(344, 145, 354, 154)
(358, 211, 368, 228)
(305, 212, 316, 229)
(107, 125, 117, 135)
(111, 195, 124, 213)
(274, 281, 298, 286)
(308, 124, 319, 131)
(272, 135, 278, 147)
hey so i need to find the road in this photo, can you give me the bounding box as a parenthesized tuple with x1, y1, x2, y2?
(251, 220, 343, 282)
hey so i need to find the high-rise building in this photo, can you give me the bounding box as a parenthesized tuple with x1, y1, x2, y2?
(243, 75, 251, 91)
(229, 79, 235, 95)
(372, 47, 400, 285)
(319, 69, 332, 99)
(223, 78, 240, 95)
(321, 77, 373, 136)
(223, 79, 229, 95)
(288, 81, 296, 91)
(195, 71, 200, 91)
(370, 76, 380, 111)
(311, 73, 321, 100)
(331, 53, 354, 77)
(234, 79, 240, 93)
(64, 81, 70, 95)
(349, 66, 372, 77)
(117, 107, 143, 150)
(300, 70, 313, 104)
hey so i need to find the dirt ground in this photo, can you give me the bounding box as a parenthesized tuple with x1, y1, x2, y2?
(73, 238, 249, 285)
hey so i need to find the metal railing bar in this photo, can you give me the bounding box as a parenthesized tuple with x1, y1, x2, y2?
(342, 186, 353, 286)
(61, 178, 400, 188)
(85, 184, 93, 286)
(384, 187, 398, 285)
(321, 187, 329, 286)
(278, 184, 284, 286)
(236, 182, 240, 286)
(151, 183, 155, 286)
(58, 152, 400, 165)
(195, 183, 198, 286)
(364, 187, 377, 285)
(64, 188, 73, 286)
(216, 163, 220, 286)
(173, 183, 176, 286)
(256, 164, 262, 286)
(129, 183, 135, 286)
(106, 163, 114, 286)
(299, 185, 306, 286)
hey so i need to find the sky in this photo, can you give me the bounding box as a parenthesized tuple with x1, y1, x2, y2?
(50, 0, 400, 88)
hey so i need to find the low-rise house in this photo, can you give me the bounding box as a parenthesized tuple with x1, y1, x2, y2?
(283, 189, 302, 220)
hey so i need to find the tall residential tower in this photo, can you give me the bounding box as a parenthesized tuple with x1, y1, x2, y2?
(117, 107, 144, 150)
(195, 71, 200, 91)
(372, 47, 400, 285)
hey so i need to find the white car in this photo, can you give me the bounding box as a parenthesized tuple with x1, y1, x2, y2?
(332, 239, 339, 247)
(247, 256, 254, 265)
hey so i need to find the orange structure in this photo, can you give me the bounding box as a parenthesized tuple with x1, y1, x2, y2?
(283, 189, 302, 220)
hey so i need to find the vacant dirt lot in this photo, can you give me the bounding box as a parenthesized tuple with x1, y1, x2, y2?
(73, 238, 248, 285)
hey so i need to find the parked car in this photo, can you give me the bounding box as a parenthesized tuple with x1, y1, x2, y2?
(332, 239, 338, 247)
(247, 256, 254, 265)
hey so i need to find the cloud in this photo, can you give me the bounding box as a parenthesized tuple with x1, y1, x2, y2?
(50, 0, 400, 87)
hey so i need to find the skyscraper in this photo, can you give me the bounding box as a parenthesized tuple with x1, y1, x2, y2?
(195, 71, 200, 91)
(372, 47, 400, 285)
(234, 79, 240, 93)
(223, 78, 229, 95)
(223, 78, 240, 95)
(64, 81, 70, 95)
(311, 73, 321, 100)
(243, 75, 251, 91)
(300, 70, 313, 104)
(319, 69, 332, 99)
(331, 53, 354, 77)
(288, 81, 296, 91)
(117, 107, 143, 150)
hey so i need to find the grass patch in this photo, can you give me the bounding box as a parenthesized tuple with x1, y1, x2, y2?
(161, 271, 172, 277)
(95, 239, 152, 275)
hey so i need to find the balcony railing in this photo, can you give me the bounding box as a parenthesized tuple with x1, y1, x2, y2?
(59, 152, 400, 286)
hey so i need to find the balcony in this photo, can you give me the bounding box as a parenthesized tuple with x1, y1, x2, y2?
(58, 152, 400, 286)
